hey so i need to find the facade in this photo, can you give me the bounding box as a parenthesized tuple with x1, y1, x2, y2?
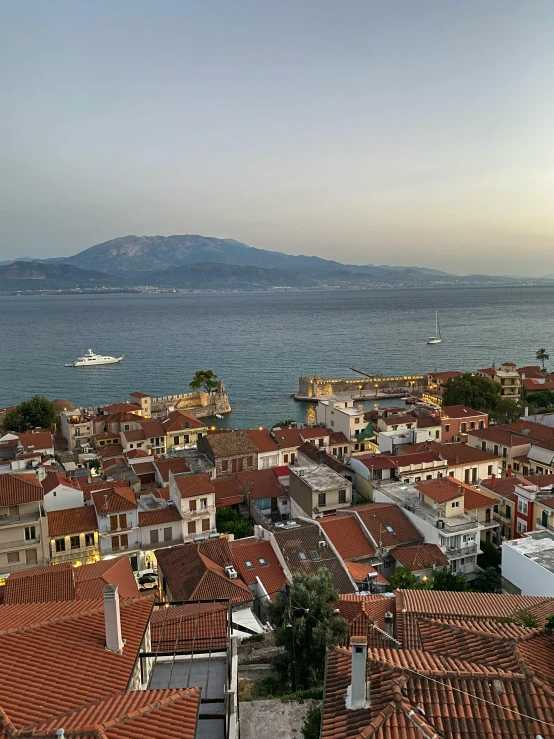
(137, 490, 183, 561)
(423, 370, 463, 406)
(169, 472, 217, 542)
(478, 361, 522, 398)
(47, 505, 100, 565)
(349, 451, 447, 498)
(289, 462, 352, 518)
(440, 405, 487, 443)
(0, 473, 50, 579)
(92, 487, 141, 564)
(466, 426, 531, 473)
(60, 409, 95, 451)
(317, 398, 372, 448)
(198, 430, 258, 477)
(502, 529, 554, 596)
(161, 409, 207, 450)
(247, 428, 281, 469)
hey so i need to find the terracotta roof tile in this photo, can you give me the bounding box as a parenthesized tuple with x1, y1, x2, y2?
(247, 428, 280, 453)
(151, 602, 228, 652)
(204, 430, 258, 457)
(351, 503, 423, 548)
(15, 429, 53, 451)
(236, 468, 285, 500)
(47, 505, 98, 537)
(161, 409, 206, 432)
(230, 537, 287, 598)
(344, 561, 388, 585)
(0, 472, 43, 506)
(391, 543, 449, 571)
(318, 515, 376, 559)
(173, 472, 215, 498)
(154, 457, 190, 482)
(138, 506, 182, 527)
(41, 471, 80, 495)
(212, 476, 244, 507)
(441, 405, 488, 419)
(92, 486, 137, 514)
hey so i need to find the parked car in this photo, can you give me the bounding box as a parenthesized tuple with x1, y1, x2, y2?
(137, 573, 158, 590)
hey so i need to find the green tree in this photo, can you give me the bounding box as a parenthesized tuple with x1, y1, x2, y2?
(489, 397, 523, 425)
(216, 507, 253, 539)
(432, 567, 468, 592)
(472, 567, 502, 593)
(266, 570, 347, 690)
(536, 348, 550, 371)
(272, 419, 296, 429)
(2, 395, 57, 432)
(526, 390, 554, 409)
(477, 540, 501, 571)
(189, 370, 219, 393)
(515, 609, 538, 628)
(388, 566, 424, 591)
(302, 705, 322, 739)
(442, 373, 501, 413)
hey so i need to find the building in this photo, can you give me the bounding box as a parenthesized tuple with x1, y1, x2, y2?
(406, 440, 502, 484)
(169, 472, 217, 542)
(349, 451, 447, 497)
(440, 404, 488, 442)
(0, 472, 50, 579)
(289, 461, 352, 518)
(270, 426, 332, 464)
(236, 468, 290, 523)
(92, 487, 141, 566)
(59, 408, 95, 451)
(466, 425, 532, 473)
(198, 430, 258, 476)
(129, 390, 152, 417)
(137, 489, 183, 563)
(478, 361, 522, 398)
(298, 441, 356, 488)
(161, 409, 207, 450)
(47, 505, 99, 564)
(502, 529, 554, 596)
(230, 536, 287, 621)
(153, 457, 191, 486)
(423, 370, 463, 406)
(316, 399, 374, 450)
(247, 428, 281, 469)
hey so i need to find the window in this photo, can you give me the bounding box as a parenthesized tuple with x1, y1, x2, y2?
(488, 465, 493, 476)
(70, 535, 80, 550)
(222, 460, 228, 472)
(124, 424, 130, 431)
(164, 527, 172, 541)
(119, 513, 127, 529)
(299, 552, 307, 560)
(451, 501, 460, 509)
(7, 551, 19, 564)
(449, 471, 454, 477)
(197, 432, 203, 439)
(518, 500, 528, 515)
(332, 447, 337, 455)
(247, 455, 253, 467)
(461, 422, 467, 433)
(26, 549, 37, 565)
(318, 493, 327, 507)
(183, 434, 190, 444)
(470, 421, 475, 430)
(120, 534, 128, 548)
(338, 489, 346, 504)
(245, 560, 254, 569)
(444, 424, 450, 432)
(259, 557, 268, 566)
(24, 526, 36, 541)
(283, 454, 289, 463)
(435, 430, 440, 439)
(426, 474, 432, 480)
(55, 538, 66, 552)
(85, 532, 95, 547)
(310, 550, 320, 560)
(150, 530, 159, 544)
(290, 453, 295, 464)
(174, 436, 179, 445)
(464, 469, 470, 483)
(493, 445, 499, 455)
(202, 518, 210, 532)
(189, 499, 197, 511)
(479, 420, 484, 429)
(385, 524, 395, 534)
(517, 520, 527, 533)
(505, 504, 511, 520)
(188, 521, 197, 535)
(200, 498, 208, 509)
(481, 441, 487, 451)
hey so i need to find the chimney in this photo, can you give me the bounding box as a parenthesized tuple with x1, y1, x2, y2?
(383, 611, 394, 640)
(103, 584, 124, 653)
(347, 636, 369, 710)
(507, 465, 512, 478)
(524, 406, 529, 417)
(491, 474, 496, 489)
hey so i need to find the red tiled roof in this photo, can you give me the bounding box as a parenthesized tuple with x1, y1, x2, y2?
(132, 461, 156, 476)
(154, 457, 191, 482)
(161, 409, 205, 432)
(0, 472, 43, 506)
(415, 476, 478, 503)
(41, 471, 80, 495)
(231, 537, 286, 598)
(212, 476, 244, 507)
(74, 558, 139, 599)
(151, 602, 228, 652)
(0, 598, 153, 730)
(428, 370, 463, 382)
(467, 426, 530, 446)
(92, 486, 137, 514)
(481, 474, 554, 501)
(503, 420, 554, 441)
(355, 451, 444, 472)
(391, 543, 449, 570)
(422, 440, 500, 464)
(130, 391, 150, 398)
(15, 429, 53, 451)
(351, 503, 423, 548)
(463, 486, 497, 510)
(138, 418, 167, 438)
(337, 594, 395, 645)
(328, 431, 351, 445)
(274, 465, 290, 477)
(77, 478, 130, 501)
(441, 405, 487, 419)
(344, 561, 388, 584)
(380, 414, 417, 427)
(124, 448, 150, 459)
(98, 443, 125, 458)
(47, 505, 98, 537)
(138, 506, 182, 527)
(174, 472, 215, 498)
(318, 515, 376, 559)
(247, 428, 280, 453)
(236, 468, 285, 500)
(121, 428, 146, 442)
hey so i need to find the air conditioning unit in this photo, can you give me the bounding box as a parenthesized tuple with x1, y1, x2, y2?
(225, 565, 238, 579)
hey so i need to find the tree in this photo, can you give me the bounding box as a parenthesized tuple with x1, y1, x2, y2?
(388, 566, 423, 591)
(477, 540, 501, 571)
(272, 419, 296, 429)
(472, 567, 502, 593)
(266, 570, 347, 690)
(2, 395, 57, 432)
(536, 348, 550, 371)
(526, 390, 554, 409)
(489, 397, 523, 425)
(216, 506, 253, 539)
(442, 374, 501, 413)
(189, 370, 219, 393)
(432, 567, 468, 592)
(302, 705, 322, 739)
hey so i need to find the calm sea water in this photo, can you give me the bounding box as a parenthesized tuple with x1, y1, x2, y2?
(1, 286, 553, 428)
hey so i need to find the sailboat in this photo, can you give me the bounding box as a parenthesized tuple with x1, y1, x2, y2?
(427, 311, 442, 344)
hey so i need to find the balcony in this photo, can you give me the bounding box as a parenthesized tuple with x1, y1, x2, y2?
(493, 511, 501, 522)
(52, 546, 99, 562)
(102, 541, 140, 554)
(0, 535, 40, 552)
(445, 544, 479, 558)
(0, 510, 44, 527)
(99, 523, 138, 535)
(536, 518, 554, 534)
(182, 505, 215, 520)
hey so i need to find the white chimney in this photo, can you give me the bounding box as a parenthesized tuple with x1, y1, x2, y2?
(346, 636, 369, 710)
(524, 406, 529, 417)
(103, 583, 124, 653)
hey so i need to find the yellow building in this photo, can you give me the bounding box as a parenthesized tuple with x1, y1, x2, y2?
(47, 506, 100, 565)
(161, 410, 208, 450)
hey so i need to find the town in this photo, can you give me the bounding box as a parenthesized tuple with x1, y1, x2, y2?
(3, 357, 554, 738)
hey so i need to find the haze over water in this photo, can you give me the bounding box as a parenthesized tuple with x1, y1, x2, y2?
(1, 286, 552, 427)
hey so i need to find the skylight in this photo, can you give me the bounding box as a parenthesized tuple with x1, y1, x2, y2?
(258, 557, 268, 566)
(299, 552, 307, 560)
(385, 525, 395, 534)
(245, 560, 254, 569)
(310, 550, 320, 560)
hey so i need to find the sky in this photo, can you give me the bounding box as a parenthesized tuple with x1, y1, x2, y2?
(1, 1, 554, 275)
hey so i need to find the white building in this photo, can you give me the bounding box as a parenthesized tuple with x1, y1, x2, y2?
(92, 487, 141, 566)
(316, 399, 367, 442)
(168, 472, 217, 543)
(502, 530, 554, 596)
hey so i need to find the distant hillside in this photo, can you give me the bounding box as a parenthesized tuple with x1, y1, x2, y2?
(0, 261, 120, 290)
(145, 262, 314, 289)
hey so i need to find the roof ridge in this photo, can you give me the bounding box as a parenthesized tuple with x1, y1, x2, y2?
(96, 688, 200, 733)
(422, 616, 507, 642)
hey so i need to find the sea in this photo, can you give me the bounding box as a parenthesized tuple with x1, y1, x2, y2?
(1, 285, 553, 428)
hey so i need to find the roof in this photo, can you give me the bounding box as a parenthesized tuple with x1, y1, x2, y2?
(173, 472, 215, 499)
(230, 537, 287, 598)
(151, 602, 228, 652)
(15, 429, 52, 451)
(161, 409, 205, 432)
(47, 505, 98, 536)
(298, 441, 350, 473)
(318, 515, 376, 560)
(428, 370, 463, 382)
(467, 425, 530, 446)
(154, 457, 191, 482)
(212, 476, 245, 507)
(441, 404, 487, 418)
(236, 467, 285, 500)
(271, 426, 329, 450)
(155, 538, 253, 604)
(391, 543, 449, 570)
(41, 471, 81, 495)
(247, 428, 280, 453)
(503, 419, 554, 441)
(101, 402, 142, 414)
(336, 593, 395, 646)
(463, 486, 497, 510)
(124, 448, 150, 459)
(329, 431, 351, 445)
(98, 443, 125, 458)
(0, 472, 43, 506)
(425, 440, 500, 464)
(379, 414, 417, 427)
(481, 474, 554, 501)
(138, 418, 167, 438)
(271, 520, 356, 594)
(92, 486, 137, 514)
(414, 415, 440, 428)
(204, 429, 258, 458)
(350, 503, 424, 548)
(130, 391, 150, 398)
(3, 558, 139, 604)
(274, 465, 290, 477)
(0, 598, 153, 730)
(138, 505, 182, 527)
(120, 428, 146, 442)
(344, 561, 388, 585)
(415, 477, 467, 503)
(356, 451, 444, 472)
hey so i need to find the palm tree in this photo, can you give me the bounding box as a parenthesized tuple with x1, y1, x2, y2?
(536, 348, 550, 371)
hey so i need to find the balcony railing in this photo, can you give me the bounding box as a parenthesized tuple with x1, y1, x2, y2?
(536, 518, 554, 533)
(99, 523, 138, 534)
(445, 544, 478, 557)
(182, 505, 215, 520)
(0, 510, 44, 527)
(493, 512, 501, 522)
(51, 545, 98, 561)
(102, 541, 140, 554)
(0, 535, 40, 552)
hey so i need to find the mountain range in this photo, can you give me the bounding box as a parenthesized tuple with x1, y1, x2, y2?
(0, 234, 548, 292)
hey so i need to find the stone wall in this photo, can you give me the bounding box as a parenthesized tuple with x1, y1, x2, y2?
(299, 373, 427, 397)
(151, 381, 231, 419)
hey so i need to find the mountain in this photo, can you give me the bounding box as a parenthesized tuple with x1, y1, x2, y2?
(0, 261, 121, 290)
(145, 262, 314, 289)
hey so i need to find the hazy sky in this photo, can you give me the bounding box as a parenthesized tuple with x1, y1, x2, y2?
(1, 1, 554, 274)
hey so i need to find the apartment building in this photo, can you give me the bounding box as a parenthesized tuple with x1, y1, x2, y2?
(161, 409, 207, 450)
(47, 505, 100, 565)
(92, 487, 141, 566)
(60, 409, 95, 451)
(478, 361, 521, 398)
(440, 405, 487, 443)
(316, 398, 373, 451)
(289, 461, 352, 518)
(168, 471, 217, 542)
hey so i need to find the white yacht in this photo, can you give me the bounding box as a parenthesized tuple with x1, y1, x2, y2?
(427, 311, 442, 344)
(66, 349, 124, 367)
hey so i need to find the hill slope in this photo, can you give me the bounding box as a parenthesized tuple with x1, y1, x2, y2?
(0, 261, 121, 290)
